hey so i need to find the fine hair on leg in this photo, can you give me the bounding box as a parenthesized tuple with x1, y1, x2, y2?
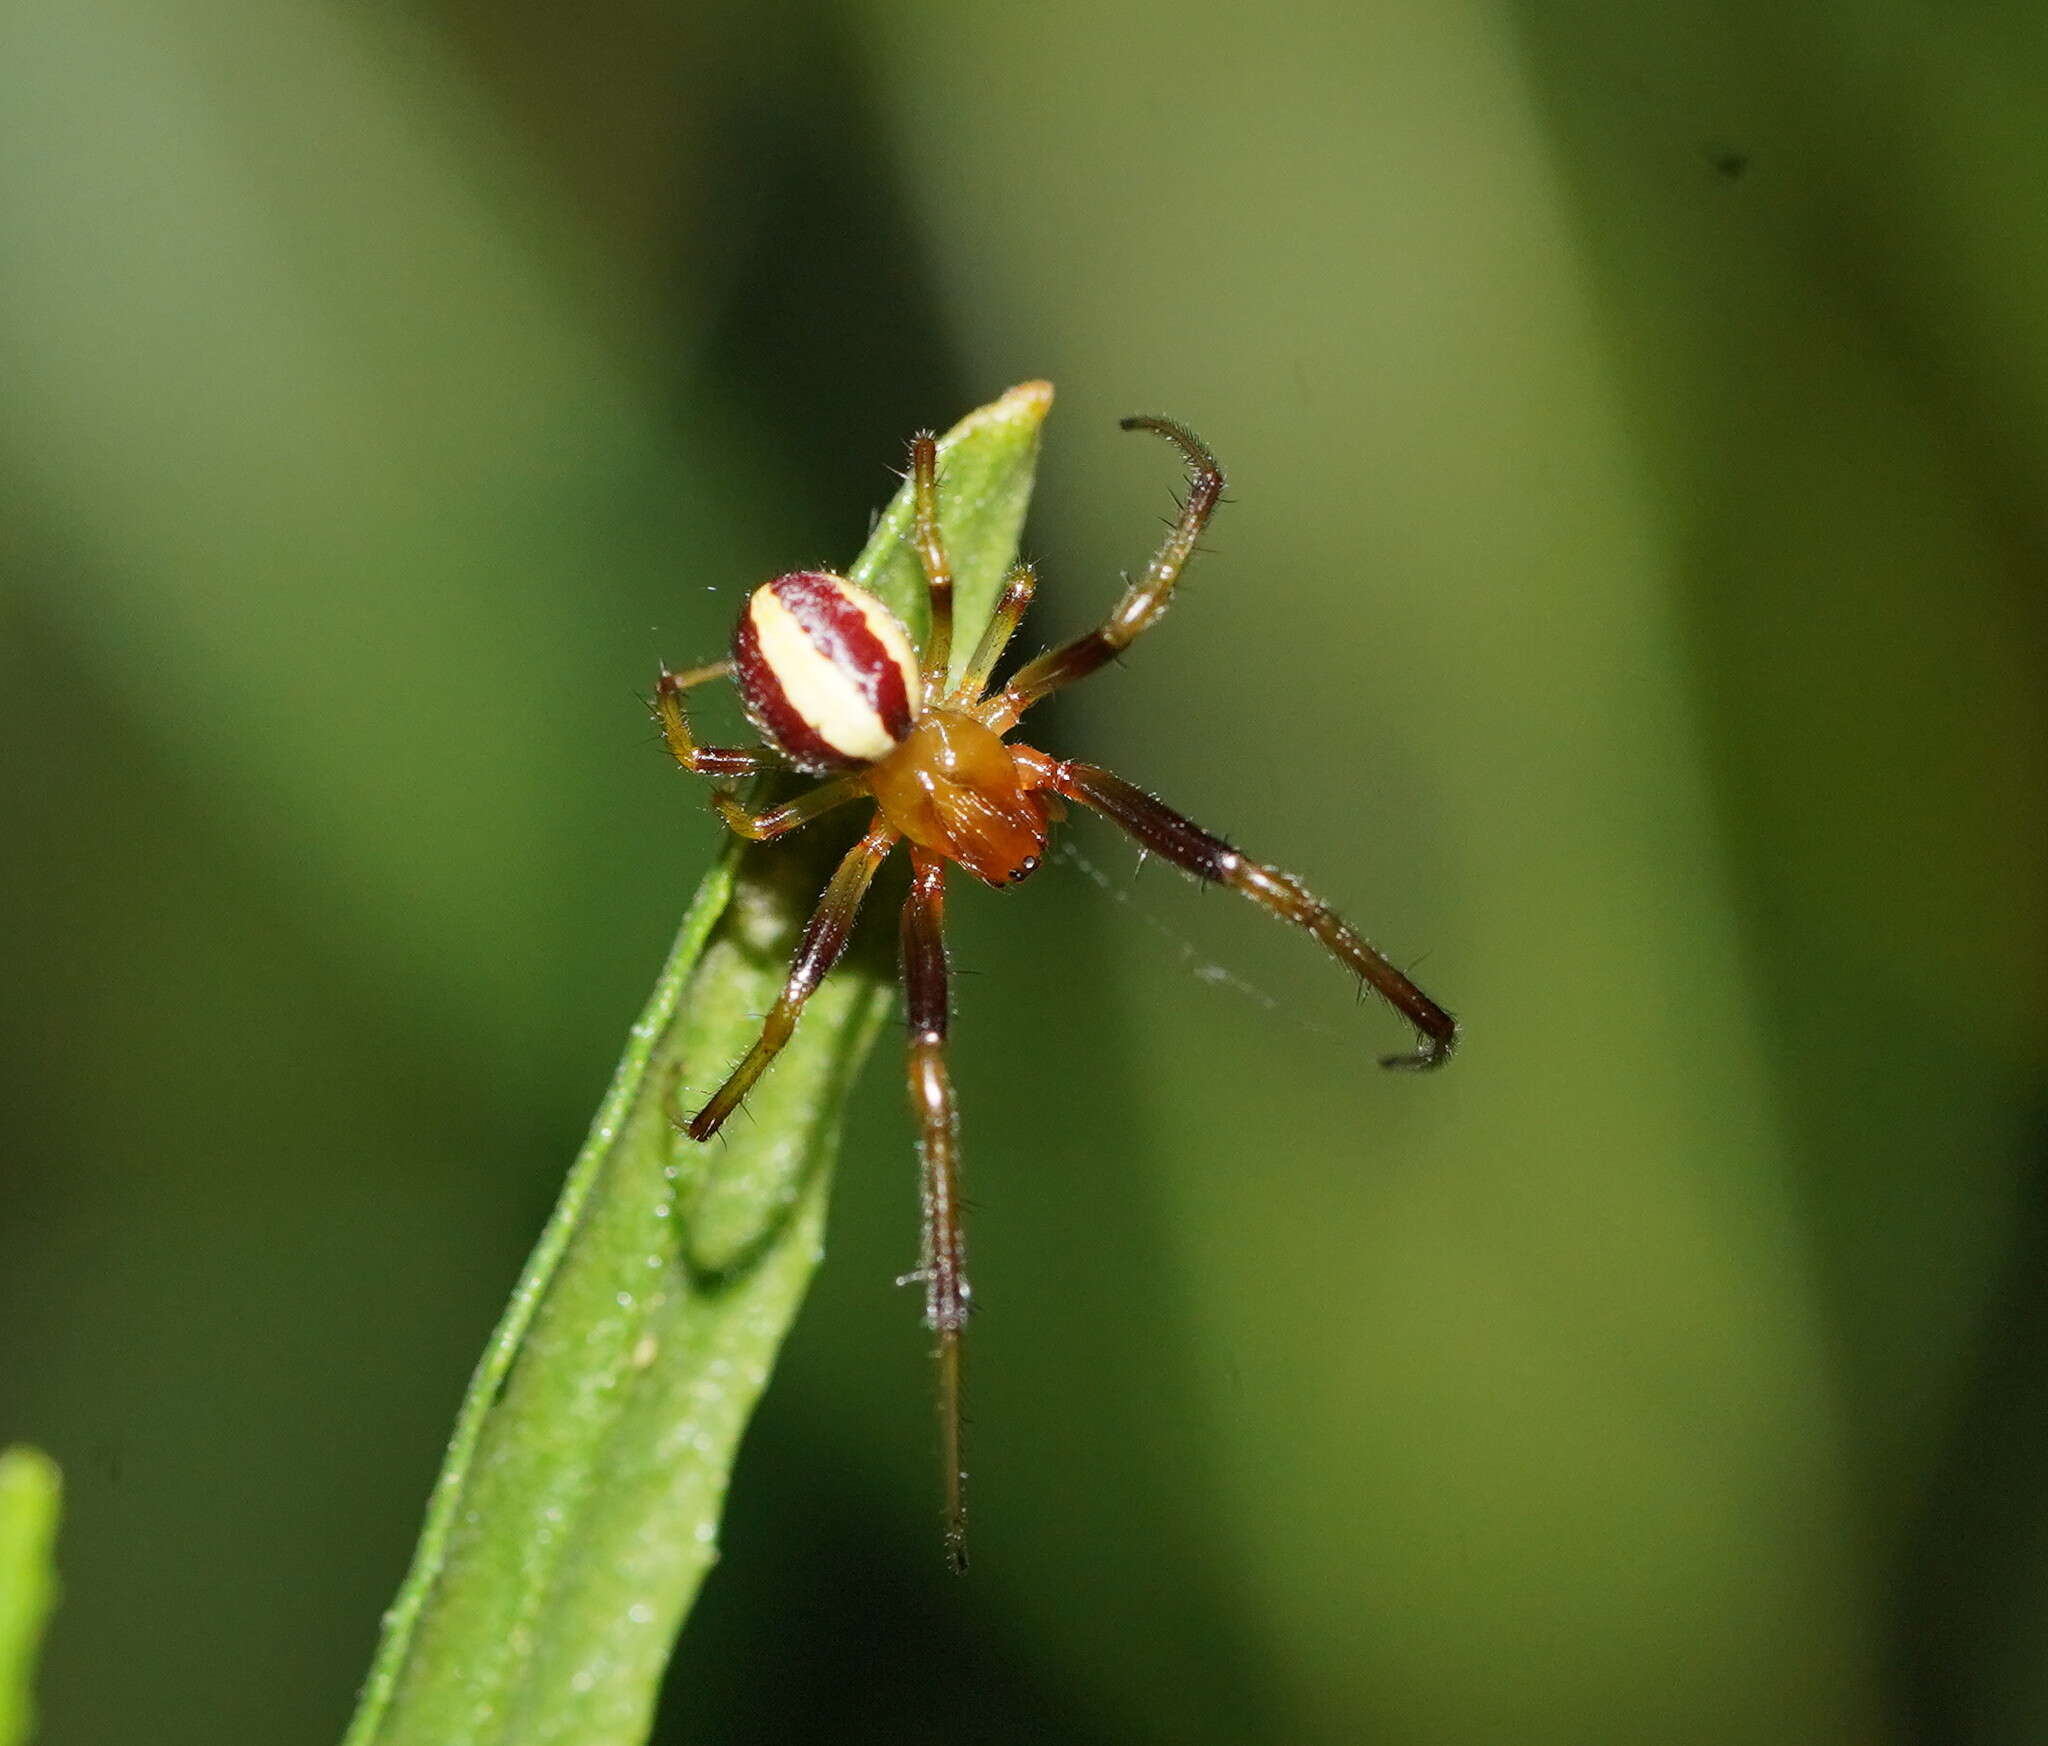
(992, 416, 1226, 722)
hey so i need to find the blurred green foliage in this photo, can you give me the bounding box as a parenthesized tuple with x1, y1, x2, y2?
(3, 3, 2045, 1745)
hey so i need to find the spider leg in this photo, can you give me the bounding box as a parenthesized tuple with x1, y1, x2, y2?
(909, 433, 954, 703)
(655, 662, 778, 779)
(686, 821, 899, 1140)
(954, 562, 1037, 705)
(1046, 759, 1458, 1069)
(900, 846, 971, 1572)
(711, 773, 867, 842)
(988, 416, 1225, 726)
(659, 662, 861, 841)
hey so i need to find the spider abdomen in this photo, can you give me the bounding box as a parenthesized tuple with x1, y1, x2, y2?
(733, 570, 921, 771)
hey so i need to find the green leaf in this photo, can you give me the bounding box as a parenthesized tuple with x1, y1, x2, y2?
(343, 381, 1051, 1746)
(0, 1447, 61, 1746)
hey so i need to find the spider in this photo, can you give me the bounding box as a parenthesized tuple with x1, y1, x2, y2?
(656, 413, 1457, 1571)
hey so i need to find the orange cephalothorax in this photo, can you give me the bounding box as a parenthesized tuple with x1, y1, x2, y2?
(867, 709, 1054, 887)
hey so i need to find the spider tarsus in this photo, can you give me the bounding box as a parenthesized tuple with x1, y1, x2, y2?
(1118, 413, 1227, 495)
(1379, 1027, 1458, 1072)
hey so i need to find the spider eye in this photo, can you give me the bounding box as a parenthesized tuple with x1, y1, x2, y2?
(733, 570, 921, 770)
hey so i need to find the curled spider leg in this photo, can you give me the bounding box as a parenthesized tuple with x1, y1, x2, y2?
(1041, 758, 1458, 1069)
(909, 432, 954, 703)
(654, 662, 779, 779)
(955, 563, 1037, 705)
(901, 846, 971, 1571)
(989, 416, 1225, 725)
(687, 821, 899, 1140)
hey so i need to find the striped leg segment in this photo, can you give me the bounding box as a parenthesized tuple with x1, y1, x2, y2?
(991, 416, 1226, 723)
(900, 846, 971, 1571)
(687, 822, 899, 1140)
(909, 433, 954, 703)
(1050, 761, 1459, 1069)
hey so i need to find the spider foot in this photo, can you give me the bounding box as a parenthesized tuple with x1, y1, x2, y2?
(1379, 1027, 1458, 1072)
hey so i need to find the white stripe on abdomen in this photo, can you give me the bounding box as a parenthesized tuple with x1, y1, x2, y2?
(748, 588, 901, 762)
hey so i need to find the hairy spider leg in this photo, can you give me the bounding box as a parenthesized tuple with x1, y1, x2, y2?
(900, 846, 971, 1570)
(987, 416, 1225, 727)
(909, 433, 954, 704)
(710, 774, 868, 843)
(655, 659, 856, 839)
(1037, 757, 1459, 1069)
(656, 662, 777, 778)
(952, 563, 1038, 704)
(657, 664, 866, 840)
(687, 822, 900, 1140)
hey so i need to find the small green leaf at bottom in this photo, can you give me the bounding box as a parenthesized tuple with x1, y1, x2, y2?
(0, 1446, 61, 1746)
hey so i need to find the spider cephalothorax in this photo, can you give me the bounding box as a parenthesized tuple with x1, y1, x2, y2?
(656, 410, 1456, 1571)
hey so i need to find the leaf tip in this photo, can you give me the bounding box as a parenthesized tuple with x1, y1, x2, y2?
(946, 379, 1055, 446)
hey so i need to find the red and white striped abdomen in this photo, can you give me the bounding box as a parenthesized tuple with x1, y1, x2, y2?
(732, 570, 922, 771)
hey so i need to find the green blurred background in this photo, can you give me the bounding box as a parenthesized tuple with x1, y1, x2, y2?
(6, 1, 2047, 1741)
